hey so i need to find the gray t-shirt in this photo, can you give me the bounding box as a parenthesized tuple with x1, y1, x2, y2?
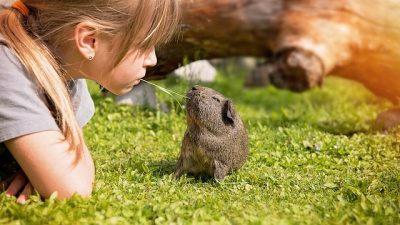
(0, 43, 95, 174)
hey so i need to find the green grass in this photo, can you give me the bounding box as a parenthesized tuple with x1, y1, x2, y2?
(1, 65, 399, 225)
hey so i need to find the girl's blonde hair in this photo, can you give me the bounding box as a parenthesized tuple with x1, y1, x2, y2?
(0, 0, 180, 157)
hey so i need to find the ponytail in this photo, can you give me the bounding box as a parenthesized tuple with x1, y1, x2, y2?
(0, 6, 84, 158)
(0, 0, 180, 159)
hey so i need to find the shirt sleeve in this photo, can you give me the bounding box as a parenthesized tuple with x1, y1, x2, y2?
(0, 45, 95, 159)
(0, 45, 61, 143)
(0, 45, 97, 148)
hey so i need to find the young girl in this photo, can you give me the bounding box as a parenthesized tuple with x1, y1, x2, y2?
(0, 0, 179, 204)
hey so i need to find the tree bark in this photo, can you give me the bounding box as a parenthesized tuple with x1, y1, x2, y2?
(147, 0, 400, 103)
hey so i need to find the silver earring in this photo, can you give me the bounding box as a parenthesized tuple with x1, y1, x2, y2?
(88, 55, 94, 61)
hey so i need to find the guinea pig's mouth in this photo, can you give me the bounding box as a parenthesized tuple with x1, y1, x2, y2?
(186, 86, 209, 107)
(186, 89, 202, 100)
(186, 85, 204, 97)
(186, 90, 195, 98)
(186, 91, 208, 113)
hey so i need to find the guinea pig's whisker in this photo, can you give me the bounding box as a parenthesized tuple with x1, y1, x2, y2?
(139, 79, 188, 110)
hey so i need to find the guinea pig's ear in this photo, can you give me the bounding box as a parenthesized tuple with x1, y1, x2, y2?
(224, 99, 236, 124)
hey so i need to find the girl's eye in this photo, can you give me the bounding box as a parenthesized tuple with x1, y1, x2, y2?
(212, 96, 220, 102)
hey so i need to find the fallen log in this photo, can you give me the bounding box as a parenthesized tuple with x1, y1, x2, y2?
(147, 0, 400, 104)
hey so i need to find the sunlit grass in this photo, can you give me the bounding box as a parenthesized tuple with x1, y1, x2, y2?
(0, 63, 399, 225)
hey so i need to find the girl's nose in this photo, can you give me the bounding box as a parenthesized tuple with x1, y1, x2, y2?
(144, 47, 157, 67)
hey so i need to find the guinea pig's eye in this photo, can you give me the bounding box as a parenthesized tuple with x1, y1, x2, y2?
(212, 96, 221, 102)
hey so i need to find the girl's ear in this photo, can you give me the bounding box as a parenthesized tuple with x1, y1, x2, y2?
(224, 99, 236, 125)
(74, 22, 97, 60)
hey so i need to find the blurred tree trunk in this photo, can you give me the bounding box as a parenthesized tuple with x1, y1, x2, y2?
(147, 0, 400, 103)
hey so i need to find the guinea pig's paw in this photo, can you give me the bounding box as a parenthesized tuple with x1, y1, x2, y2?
(174, 167, 184, 180)
(174, 163, 184, 180)
(213, 160, 229, 181)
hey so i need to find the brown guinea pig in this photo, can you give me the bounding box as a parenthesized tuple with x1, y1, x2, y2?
(174, 85, 249, 180)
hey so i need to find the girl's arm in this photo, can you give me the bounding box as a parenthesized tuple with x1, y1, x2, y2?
(5, 130, 95, 200)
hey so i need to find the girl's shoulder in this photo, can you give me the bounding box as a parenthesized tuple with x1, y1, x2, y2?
(0, 39, 94, 158)
(0, 43, 38, 95)
(0, 42, 26, 75)
(0, 42, 95, 130)
(0, 43, 60, 143)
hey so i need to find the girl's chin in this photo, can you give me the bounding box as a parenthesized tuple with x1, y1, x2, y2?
(133, 79, 141, 86)
(108, 86, 133, 96)
(105, 80, 141, 95)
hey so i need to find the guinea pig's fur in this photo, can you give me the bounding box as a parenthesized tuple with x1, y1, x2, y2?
(174, 85, 249, 180)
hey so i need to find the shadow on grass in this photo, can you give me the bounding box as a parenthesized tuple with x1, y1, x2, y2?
(135, 159, 218, 183)
(146, 159, 176, 177)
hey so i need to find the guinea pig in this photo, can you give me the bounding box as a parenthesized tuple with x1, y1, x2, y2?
(174, 85, 249, 180)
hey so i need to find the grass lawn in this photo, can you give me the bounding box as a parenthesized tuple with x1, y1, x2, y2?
(0, 64, 399, 225)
